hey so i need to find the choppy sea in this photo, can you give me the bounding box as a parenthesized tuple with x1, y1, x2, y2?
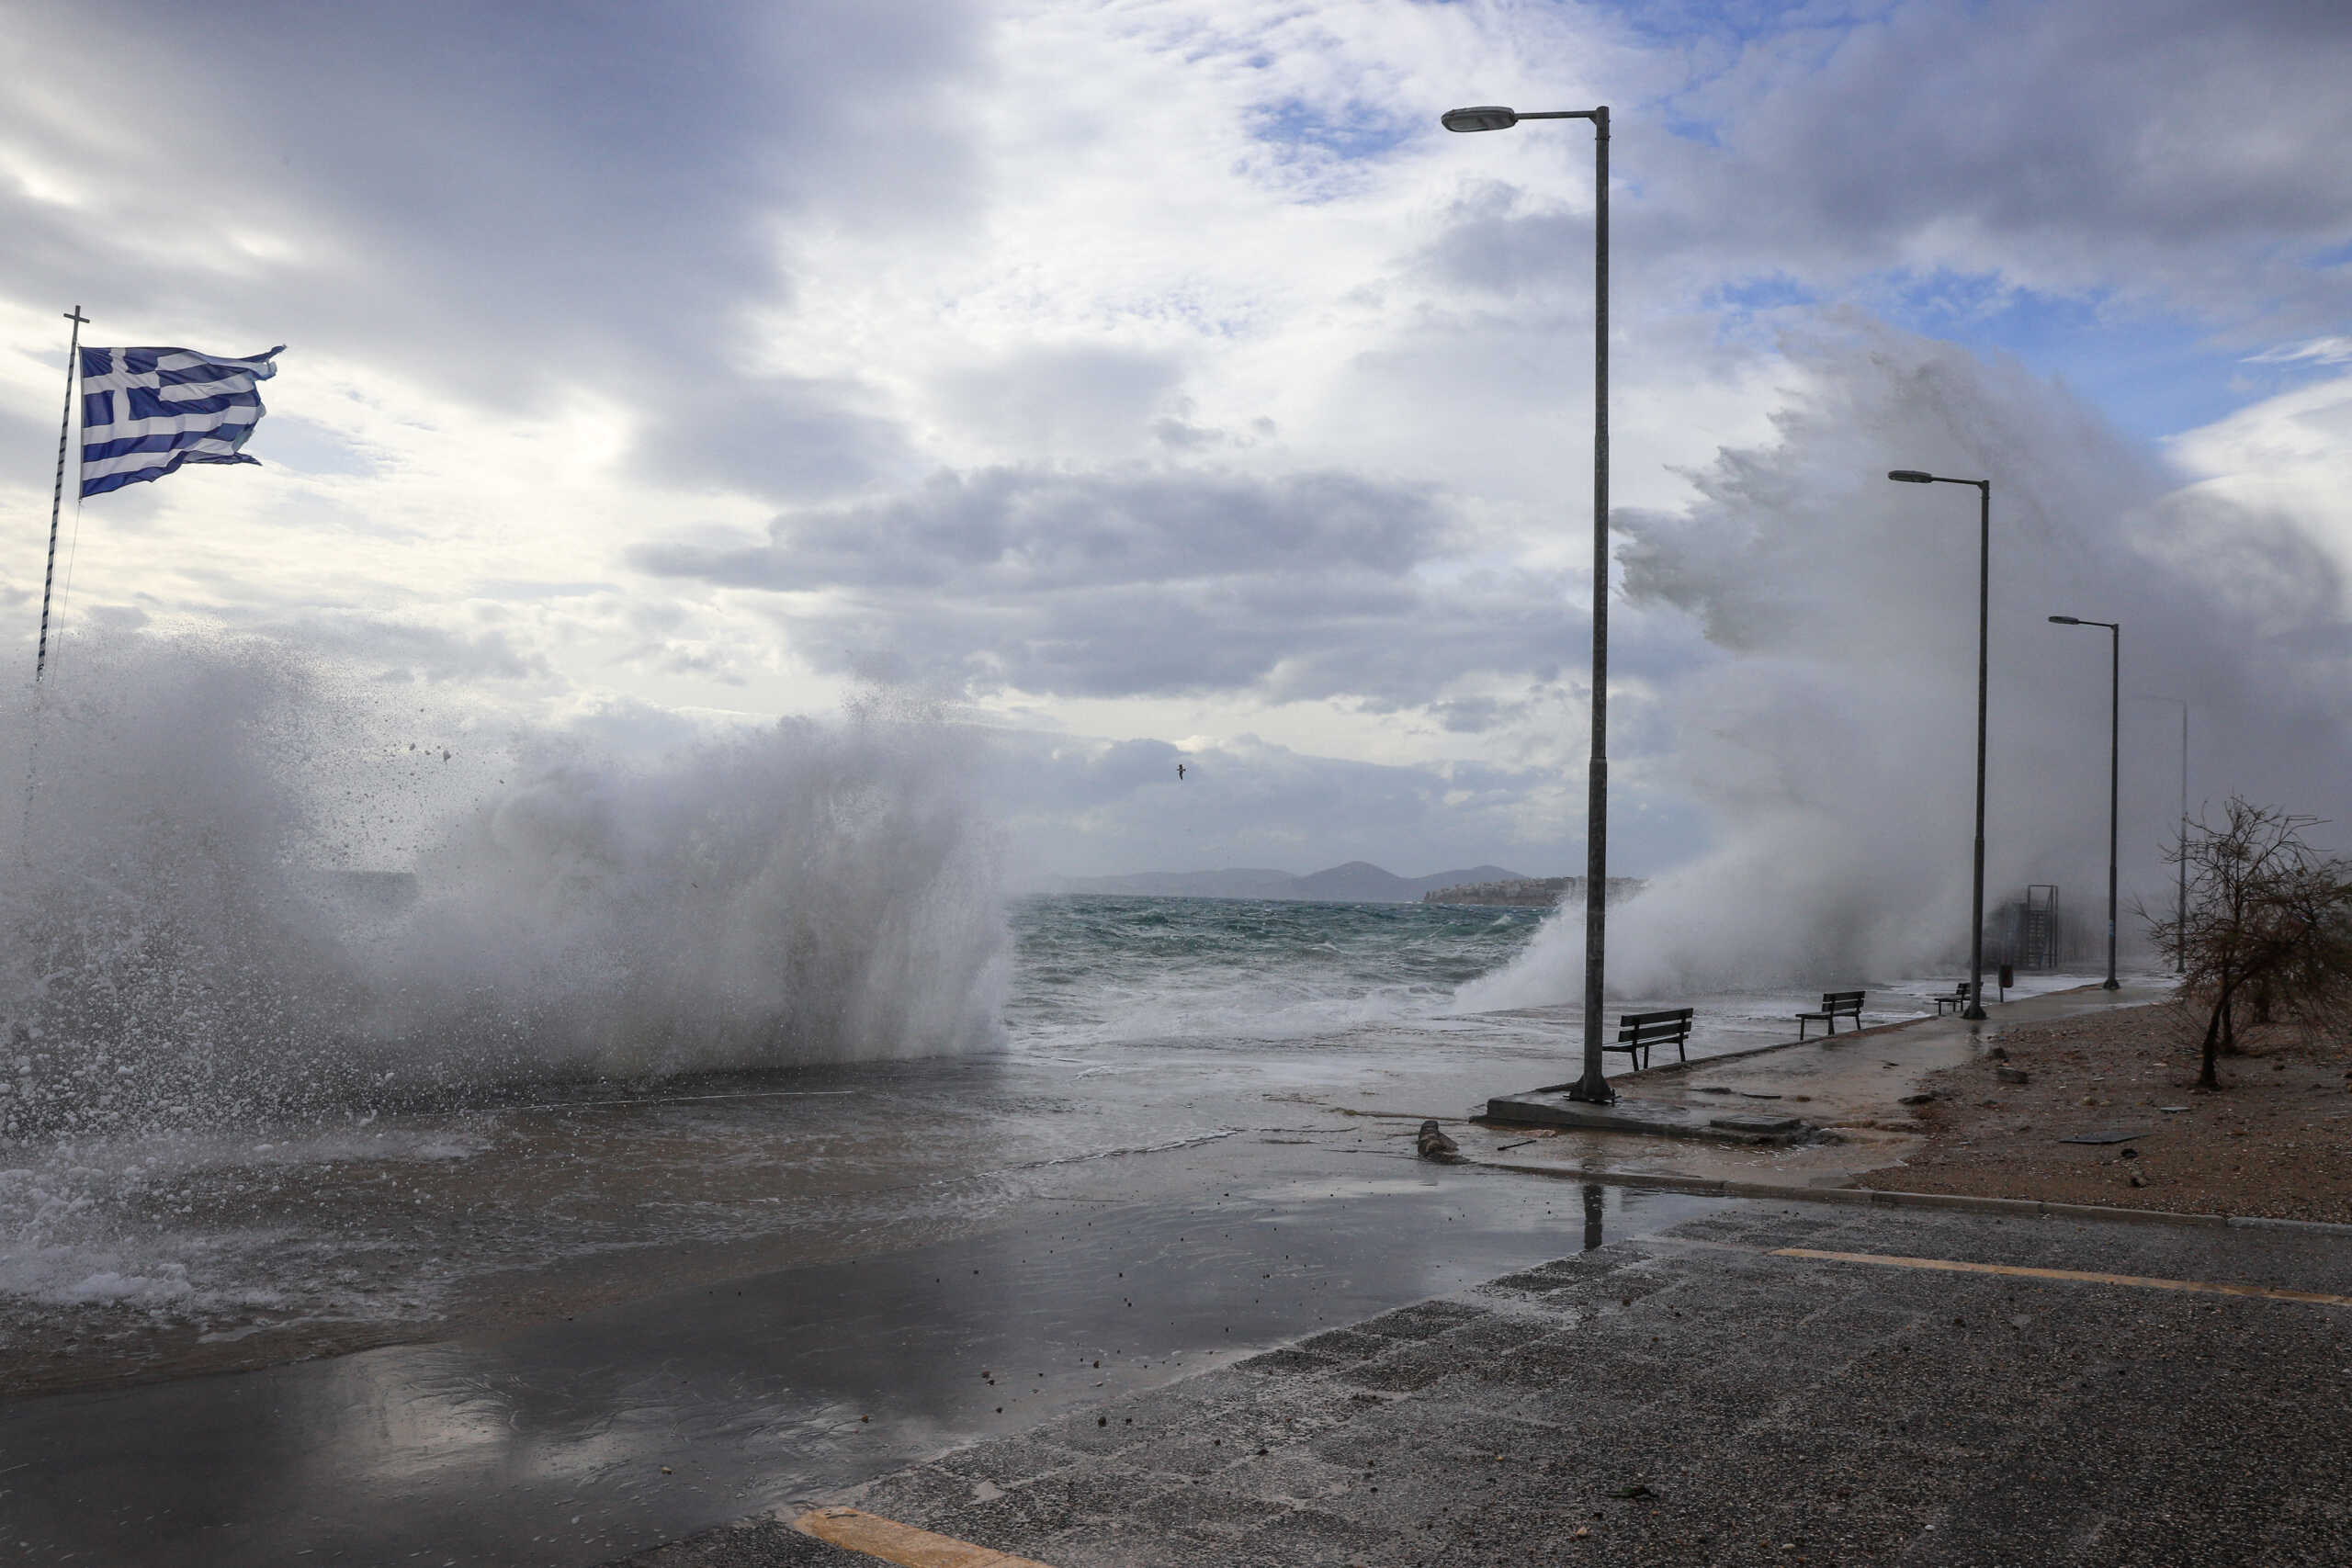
(0, 886, 2098, 1343)
(1003, 892, 2092, 1052)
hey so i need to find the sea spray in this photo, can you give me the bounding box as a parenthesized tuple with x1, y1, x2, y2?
(0, 636, 1009, 1142)
(1462, 327, 2352, 1010)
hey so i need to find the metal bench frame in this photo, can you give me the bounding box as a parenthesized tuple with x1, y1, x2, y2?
(1931, 981, 1974, 1016)
(1797, 989, 1865, 1040)
(1607, 1007, 1692, 1071)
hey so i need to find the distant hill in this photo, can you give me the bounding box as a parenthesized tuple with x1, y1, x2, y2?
(1046, 862, 1532, 904)
(1420, 874, 1647, 908)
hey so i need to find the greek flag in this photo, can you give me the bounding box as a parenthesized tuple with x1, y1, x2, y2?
(78, 344, 283, 499)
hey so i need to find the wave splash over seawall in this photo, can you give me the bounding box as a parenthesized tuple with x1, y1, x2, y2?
(1463, 326, 2352, 1010)
(0, 637, 1008, 1140)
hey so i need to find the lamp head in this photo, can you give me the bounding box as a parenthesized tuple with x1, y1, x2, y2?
(2048, 615, 2082, 625)
(1886, 469, 1935, 484)
(1442, 106, 1519, 133)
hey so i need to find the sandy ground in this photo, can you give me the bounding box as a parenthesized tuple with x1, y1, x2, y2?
(1855, 999, 2352, 1224)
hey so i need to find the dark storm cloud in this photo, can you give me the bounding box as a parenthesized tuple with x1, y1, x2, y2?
(3, 0, 984, 495)
(1418, 180, 1593, 302)
(639, 467, 1439, 592)
(635, 376, 914, 502)
(630, 464, 1630, 701)
(1679, 0, 2352, 314)
(1426, 0, 2352, 334)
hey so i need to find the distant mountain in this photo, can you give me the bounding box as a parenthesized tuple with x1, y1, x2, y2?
(1045, 862, 1532, 905)
(1420, 874, 1648, 908)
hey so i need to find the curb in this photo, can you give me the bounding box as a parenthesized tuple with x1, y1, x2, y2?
(1464, 1158, 2352, 1238)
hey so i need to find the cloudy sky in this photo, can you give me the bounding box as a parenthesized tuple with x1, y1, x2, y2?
(5, 0, 2349, 885)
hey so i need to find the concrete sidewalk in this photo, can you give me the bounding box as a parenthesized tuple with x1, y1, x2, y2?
(1457, 981, 2171, 1191)
(625, 1198, 2352, 1567)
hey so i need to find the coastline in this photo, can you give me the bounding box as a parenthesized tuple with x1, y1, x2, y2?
(12, 972, 2332, 1407)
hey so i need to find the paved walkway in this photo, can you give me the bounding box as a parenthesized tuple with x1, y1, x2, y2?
(1452, 981, 2172, 1190)
(628, 1199, 2352, 1567)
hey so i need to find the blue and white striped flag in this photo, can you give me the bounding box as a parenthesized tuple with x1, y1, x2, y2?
(78, 344, 283, 499)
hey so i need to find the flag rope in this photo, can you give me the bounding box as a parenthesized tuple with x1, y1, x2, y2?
(36, 307, 86, 682)
(51, 490, 86, 682)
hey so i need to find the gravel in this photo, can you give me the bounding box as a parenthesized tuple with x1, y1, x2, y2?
(1855, 1001, 2352, 1224)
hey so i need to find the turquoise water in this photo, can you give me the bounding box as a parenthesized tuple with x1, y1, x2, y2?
(999, 892, 2101, 1060)
(1004, 894, 1550, 1047)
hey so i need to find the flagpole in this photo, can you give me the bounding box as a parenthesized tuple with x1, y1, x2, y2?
(38, 308, 88, 682)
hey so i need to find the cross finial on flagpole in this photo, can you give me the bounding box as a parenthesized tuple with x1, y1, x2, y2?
(63, 306, 87, 327)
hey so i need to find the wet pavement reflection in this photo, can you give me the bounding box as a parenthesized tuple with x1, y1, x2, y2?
(1, 1160, 1720, 1565)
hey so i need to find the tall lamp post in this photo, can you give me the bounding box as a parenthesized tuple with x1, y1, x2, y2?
(1442, 101, 1615, 1101)
(2140, 696, 2189, 975)
(2049, 616, 2121, 989)
(1887, 469, 1991, 1021)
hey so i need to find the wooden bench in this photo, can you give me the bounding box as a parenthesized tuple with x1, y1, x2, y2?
(1607, 1007, 1693, 1071)
(1931, 981, 1973, 1016)
(1797, 989, 1864, 1040)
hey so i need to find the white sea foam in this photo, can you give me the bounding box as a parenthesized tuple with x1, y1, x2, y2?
(0, 635, 1009, 1143)
(0, 635, 1009, 1303)
(1463, 328, 2352, 1010)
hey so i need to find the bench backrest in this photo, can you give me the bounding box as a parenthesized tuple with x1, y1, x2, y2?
(1618, 1007, 1693, 1044)
(1820, 990, 1864, 1010)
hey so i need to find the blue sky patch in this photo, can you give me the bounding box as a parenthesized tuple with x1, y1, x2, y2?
(1871, 273, 2304, 441)
(1249, 97, 1416, 165)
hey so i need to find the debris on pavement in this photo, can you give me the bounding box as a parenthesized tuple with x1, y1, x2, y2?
(1417, 1120, 1464, 1162)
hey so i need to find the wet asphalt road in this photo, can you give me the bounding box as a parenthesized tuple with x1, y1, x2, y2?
(637, 1200, 2352, 1568)
(0, 1149, 1721, 1565)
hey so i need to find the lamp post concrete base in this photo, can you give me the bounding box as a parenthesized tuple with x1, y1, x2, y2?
(1482, 1090, 1815, 1145)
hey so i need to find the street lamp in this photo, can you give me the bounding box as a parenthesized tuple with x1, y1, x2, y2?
(1887, 468, 1991, 1021)
(2139, 696, 2190, 975)
(2049, 615, 2121, 990)
(1443, 101, 1615, 1101)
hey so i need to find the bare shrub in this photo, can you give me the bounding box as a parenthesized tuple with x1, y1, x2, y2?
(2143, 797, 2352, 1089)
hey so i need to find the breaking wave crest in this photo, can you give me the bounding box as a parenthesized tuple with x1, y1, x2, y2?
(0, 637, 1008, 1140)
(1462, 328, 2352, 1010)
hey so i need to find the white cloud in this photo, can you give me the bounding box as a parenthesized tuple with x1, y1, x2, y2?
(2166, 370, 2352, 608)
(3, 0, 2348, 880)
(2247, 337, 2352, 367)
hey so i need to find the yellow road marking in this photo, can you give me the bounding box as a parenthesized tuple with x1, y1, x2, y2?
(1770, 1247, 2352, 1306)
(791, 1506, 1059, 1568)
